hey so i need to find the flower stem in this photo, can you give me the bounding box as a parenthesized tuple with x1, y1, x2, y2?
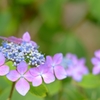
(7, 82, 15, 100)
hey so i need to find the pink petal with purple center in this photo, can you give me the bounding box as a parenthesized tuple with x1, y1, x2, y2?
(0, 65, 9, 76)
(32, 76, 42, 86)
(22, 32, 31, 42)
(15, 78, 30, 96)
(54, 66, 67, 80)
(6, 70, 20, 81)
(0, 52, 5, 66)
(17, 62, 28, 74)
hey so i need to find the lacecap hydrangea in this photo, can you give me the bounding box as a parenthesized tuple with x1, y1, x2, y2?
(0, 32, 67, 96)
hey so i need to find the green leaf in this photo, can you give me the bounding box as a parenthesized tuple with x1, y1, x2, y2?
(78, 74, 100, 88)
(5, 61, 16, 70)
(61, 84, 86, 100)
(30, 84, 48, 97)
(46, 80, 61, 96)
(87, 0, 100, 23)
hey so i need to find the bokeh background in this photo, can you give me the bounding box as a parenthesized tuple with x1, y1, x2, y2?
(0, 0, 100, 100)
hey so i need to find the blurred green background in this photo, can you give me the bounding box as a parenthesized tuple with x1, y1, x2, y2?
(0, 0, 100, 100)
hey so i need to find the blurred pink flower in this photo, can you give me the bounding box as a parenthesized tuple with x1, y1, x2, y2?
(6, 61, 32, 96)
(0, 52, 9, 76)
(65, 53, 88, 81)
(91, 50, 100, 75)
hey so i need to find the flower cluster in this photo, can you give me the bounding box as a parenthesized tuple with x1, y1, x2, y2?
(0, 32, 67, 96)
(62, 53, 89, 81)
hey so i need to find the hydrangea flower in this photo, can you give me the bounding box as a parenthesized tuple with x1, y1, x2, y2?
(46, 53, 67, 80)
(64, 53, 88, 81)
(29, 64, 55, 86)
(6, 61, 33, 96)
(22, 32, 37, 46)
(0, 33, 45, 66)
(0, 52, 9, 76)
(91, 50, 100, 74)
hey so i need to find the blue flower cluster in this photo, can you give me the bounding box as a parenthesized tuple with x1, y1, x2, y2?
(0, 41, 45, 66)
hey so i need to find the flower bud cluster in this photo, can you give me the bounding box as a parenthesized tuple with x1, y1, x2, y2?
(0, 41, 45, 66)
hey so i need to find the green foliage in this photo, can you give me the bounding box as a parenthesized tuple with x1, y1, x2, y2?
(87, 0, 100, 23)
(78, 74, 100, 88)
(46, 80, 61, 96)
(30, 84, 48, 97)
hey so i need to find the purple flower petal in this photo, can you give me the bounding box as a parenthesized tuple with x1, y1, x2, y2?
(8, 36, 22, 44)
(24, 71, 33, 82)
(53, 53, 63, 65)
(91, 57, 99, 65)
(46, 56, 53, 66)
(0, 65, 9, 76)
(0, 52, 5, 66)
(32, 76, 42, 86)
(94, 50, 100, 58)
(66, 68, 73, 76)
(66, 53, 78, 65)
(15, 78, 30, 96)
(17, 62, 28, 74)
(42, 72, 55, 84)
(78, 58, 85, 65)
(92, 66, 100, 75)
(6, 70, 20, 81)
(72, 74, 82, 81)
(54, 66, 67, 80)
(22, 32, 31, 42)
(30, 41, 37, 46)
(29, 67, 40, 76)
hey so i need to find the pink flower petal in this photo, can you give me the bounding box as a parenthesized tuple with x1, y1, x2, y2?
(92, 66, 100, 75)
(72, 74, 82, 81)
(29, 67, 40, 76)
(30, 41, 37, 46)
(32, 76, 42, 86)
(24, 71, 33, 82)
(53, 53, 63, 65)
(54, 66, 67, 80)
(17, 61, 28, 74)
(15, 78, 30, 96)
(66, 68, 73, 76)
(22, 32, 31, 42)
(46, 56, 53, 66)
(8, 36, 22, 44)
(0, 65, 9, 76)
(95, 50, 100, 58)
(0, 52, 5, 66)
(78, 58, 86, 65)
(42, 72, 55, 84)
(6, 70, 20, 81)
(91, 57, 99, 65)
